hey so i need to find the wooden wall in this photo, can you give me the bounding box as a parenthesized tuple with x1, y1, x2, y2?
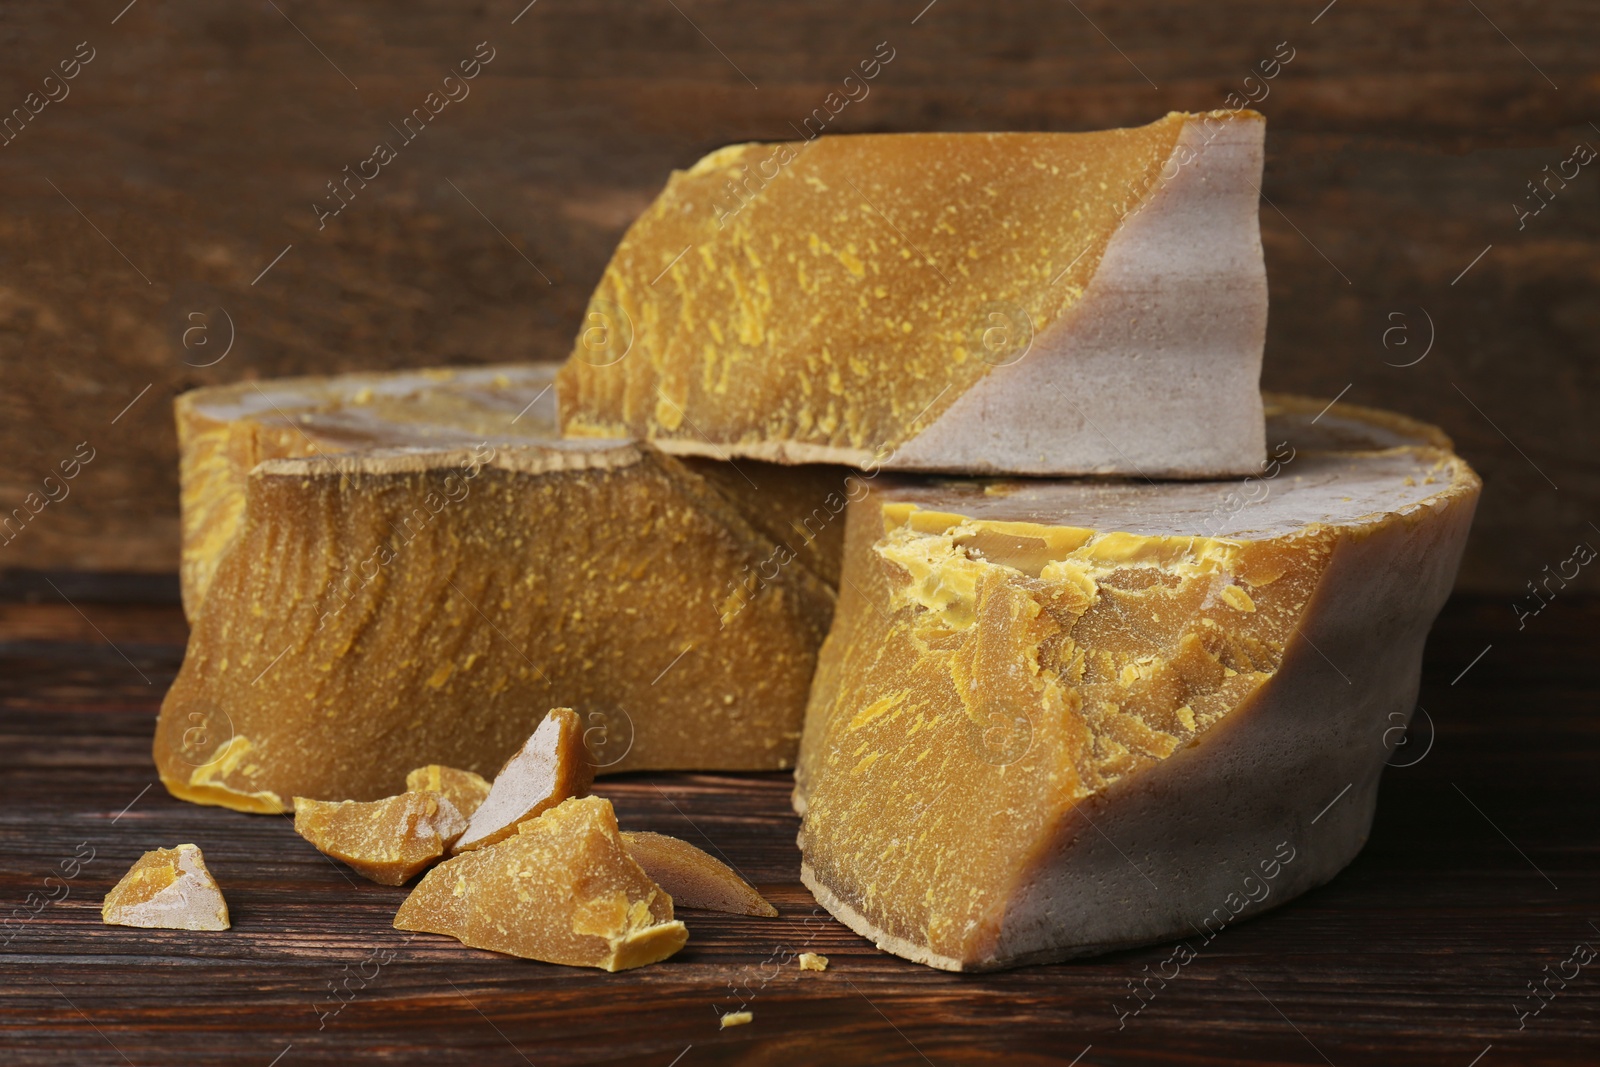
(2, 0, 1595, 593)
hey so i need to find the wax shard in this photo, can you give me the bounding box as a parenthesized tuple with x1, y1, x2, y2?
(621, 831, 777, 916)
(157, 368, 843, 812)
(293, 791, 468, 885)
(102, 844, 230, 931)
(795, 395, 1480, 970)
(559, 111, 1267, 477)
(454, 708, 594, 853)
(394, 796, 688, 971)
(175, 363, 845, 616)
(798, 952, 829, 971)
(406, 765, 493, 818)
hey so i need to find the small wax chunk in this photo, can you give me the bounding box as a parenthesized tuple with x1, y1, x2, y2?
(621, 831, 777, 917)
(452, 708, 594, 853)
(720, 1011, 753, 1029)
(395, 796, 687, 971)
(405, 764, 493, 818)
(799, 952, 829, 971)
(294, 791, 468, 885)
(102, 844, 230, 931)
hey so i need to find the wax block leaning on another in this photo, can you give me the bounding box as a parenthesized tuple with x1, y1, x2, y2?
(621, 831, 778, 916)
(395, 796, 688, 971)
(174, 364, 848, 618)
(559, 111, 1268, 477)
(102, 844, 230, 931)
(453, 708, 594, 854)
(293, 791, 469, 885)
(154, 433, 838, 813)
(794, 395, 1480, 970)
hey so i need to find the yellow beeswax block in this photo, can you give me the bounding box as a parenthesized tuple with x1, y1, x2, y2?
(794, 395, 1479, 970)
(394, 796, 687, 971)
(620, 831, 776, 917)
(157, 370, 846, 811)
(454, 709, 594, 853)
(293, 791, 468, 885)
(102, 844, 229, 931)
(559, 112, 1268, 477)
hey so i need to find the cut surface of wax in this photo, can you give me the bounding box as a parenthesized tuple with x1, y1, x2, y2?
(406, 764, 493, 818)
(102, 844, 230, 931)
(795, 395, 1480, 970)
(621, 831, 778, 916)
(559, 111, 1267, 477)
(156, 367, 846, 812)
(293, 791, 468, 885)
(175, 363, 845, 616)
(453, 708, 595, 853)
(394, 796, 687, 971)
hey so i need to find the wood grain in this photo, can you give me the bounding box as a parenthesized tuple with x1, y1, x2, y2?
(1, 590, 1596, 1064)
(1, 1, 1595, 591)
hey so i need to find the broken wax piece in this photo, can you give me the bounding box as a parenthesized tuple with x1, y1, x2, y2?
(720, 1011, 753, 1029)
(394, 796, 687, 971)
(795, 395, 1480, 970)
(620, 831, 778, 916)
(102, 844, 230, 931)
(453, 708, 594, 854)
(406, 764, 493, 818)
(156, 372, 843, 812)
(293, 791, 469, 885)
(798, 952, 829, 971)
(559, 111, 1268, 477)
(174, 363, 846, 617)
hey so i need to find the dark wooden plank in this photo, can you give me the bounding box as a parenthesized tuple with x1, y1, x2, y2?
(1, 591, 1596, 1064)
(1, 0, 1596, 591)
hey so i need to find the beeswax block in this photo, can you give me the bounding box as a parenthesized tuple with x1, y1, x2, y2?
(795, 395, 1479, 969)
(102, 844, 229, 931)
(559, 112, 1267, 477)
(394, 796, 687, 971)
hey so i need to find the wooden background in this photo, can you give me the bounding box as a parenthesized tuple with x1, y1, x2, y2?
(1, 0, 1596, 591)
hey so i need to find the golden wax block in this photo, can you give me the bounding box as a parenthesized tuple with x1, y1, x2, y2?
(394, 796, 687, 971)
(621, 831, 777, 917)
(293, 791, 468, 885)
(454, 708, 594, 853)
(102, 844, 229, 931)
(795, 396, 1479, 970)
(559, 112, 1269, 477)
(157, 368, 845, 812)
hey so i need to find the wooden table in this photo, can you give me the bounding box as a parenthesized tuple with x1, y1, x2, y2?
(2, 588, 1595, 1065)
